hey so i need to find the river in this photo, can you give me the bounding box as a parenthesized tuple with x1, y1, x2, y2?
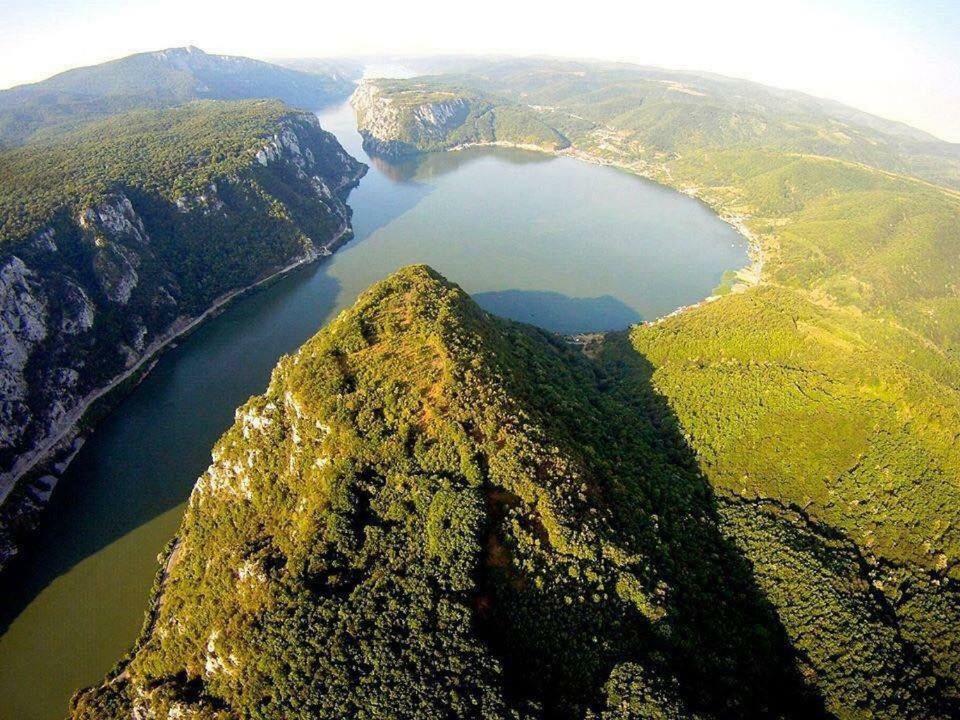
(0, 69, 746, 720)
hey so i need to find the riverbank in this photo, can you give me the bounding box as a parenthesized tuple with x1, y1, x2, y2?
(445, 133, 765, 317)
(0, 207, 360, 572)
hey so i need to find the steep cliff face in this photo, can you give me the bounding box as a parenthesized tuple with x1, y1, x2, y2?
(351, 80, 568, 157)
(351, 81, 472, 156)
(0, 107, 366, 569)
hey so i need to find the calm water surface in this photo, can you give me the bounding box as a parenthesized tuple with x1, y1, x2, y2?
(0, 73, 746, 719)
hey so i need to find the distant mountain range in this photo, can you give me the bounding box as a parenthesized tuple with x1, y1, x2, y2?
(353, 57, 960, 189)
(0, 46, 360, 146)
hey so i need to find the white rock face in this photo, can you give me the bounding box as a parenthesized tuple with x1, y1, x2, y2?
(46, 368, 80, 426)
(32, 228, 58, 253)
(79, 194, 150, 245)
(203, 629, 237, 677)
(131, 320, 147, 352)
(80, 194, 147, 305)
(411, 98, 470, 138)
(175, 182, 225, 214)
(351, 81, 471, 155)
(351, 82, 404, 141)
(60, 280, 95, 335)
(256, 122, 312, 170)
(0, 257, 48, 450)
(92, 241, 140, 304)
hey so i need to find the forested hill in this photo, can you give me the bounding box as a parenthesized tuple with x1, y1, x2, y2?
(0, 46, 359, 147)
(352, 61, 960, 716)
(0, 100, 365, 568)
(353, 59, 960, 190)
(69, 266, 958, 719)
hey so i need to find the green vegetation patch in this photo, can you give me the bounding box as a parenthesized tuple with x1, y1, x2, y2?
(0, 100, 300, 243)
(70, 267, 958, 719)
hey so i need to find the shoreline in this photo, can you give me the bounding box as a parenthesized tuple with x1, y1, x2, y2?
(443, 138, 765, 316)
(0, 220, 353, 511)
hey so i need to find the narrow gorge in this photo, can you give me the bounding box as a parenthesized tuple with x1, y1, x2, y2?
(0, 105, 365, 569)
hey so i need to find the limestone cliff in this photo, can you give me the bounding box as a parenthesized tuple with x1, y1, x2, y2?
(0, 108, 366, 569)
(351, 81, 472, 156)
(351, 79, 568, 157)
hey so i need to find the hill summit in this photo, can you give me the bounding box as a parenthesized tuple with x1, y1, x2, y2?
(69, 267, 956, 719)
(69, 266, 827, 719)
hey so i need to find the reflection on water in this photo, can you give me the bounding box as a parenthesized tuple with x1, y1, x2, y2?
(0, 81, 748, 720)
(366, 142, 558, 183)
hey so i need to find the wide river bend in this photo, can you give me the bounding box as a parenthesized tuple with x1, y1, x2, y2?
(0, 73, 747, 720)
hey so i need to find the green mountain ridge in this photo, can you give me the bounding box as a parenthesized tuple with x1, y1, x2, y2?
(401, 56, 950, 144)
(352, 59, 960, 190)
(69, 266, 958, 719)
(0, 46, 359, 147)
(348, 60, 960, 713)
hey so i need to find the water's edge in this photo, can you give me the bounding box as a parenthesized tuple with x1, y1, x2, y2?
(0, 184, 362, 575)
(0, 87, 748, 720)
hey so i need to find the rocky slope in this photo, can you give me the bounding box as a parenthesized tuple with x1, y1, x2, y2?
(0, 101, 366, 570)
(69, 266, 957, 719)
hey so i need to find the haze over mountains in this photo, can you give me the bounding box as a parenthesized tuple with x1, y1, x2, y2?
(0, 46, 360, 147)
(354, 57, 960, 189)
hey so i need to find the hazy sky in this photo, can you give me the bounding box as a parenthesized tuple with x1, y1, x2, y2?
(2, 0, 958, 141)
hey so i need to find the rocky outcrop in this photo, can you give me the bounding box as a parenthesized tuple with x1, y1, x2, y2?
(92, 236, 140, 304)
(351, 81, 472, 157)
(79, 194, 151, 245)
(0, 257, 48, 452)
(60, 280, 96, 335)
(0, 113, 366, 572)
(352, 80, 570, 157)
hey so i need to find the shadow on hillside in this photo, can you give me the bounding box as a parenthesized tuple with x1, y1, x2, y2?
(0, 263, 345, 640)
(473, 289, 642, 334)
(477, 327, 831, 719)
